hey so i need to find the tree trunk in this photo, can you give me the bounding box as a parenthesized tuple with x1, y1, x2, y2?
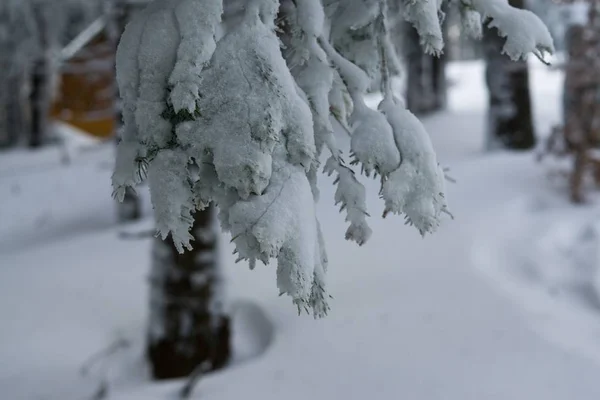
(29, 58, 50, 148)
(560, 4, 600, 202)
(483, 0, 535, 151)
(431, 49, 447, 110)
(405, 24, 433, 114)
(29, 4, 53, 149)
(147, 207, 230, 380)
(404, 20, 447, 114)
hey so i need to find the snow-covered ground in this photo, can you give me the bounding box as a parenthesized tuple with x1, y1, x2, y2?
(3, 61, 600, 400)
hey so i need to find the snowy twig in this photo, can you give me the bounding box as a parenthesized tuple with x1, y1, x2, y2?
(443, 167, 457, 184)
(533, 49, 551, 66)
(79, 337, 130, 400)
(88, 380, 109, 400)
(80, 337, 130, 376)
(179, 360, 212, 399)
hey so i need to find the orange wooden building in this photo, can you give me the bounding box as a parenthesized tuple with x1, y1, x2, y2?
(51, 17, 117, 139)
(51, 1, 150, 139)
(51, 18, 116, 139)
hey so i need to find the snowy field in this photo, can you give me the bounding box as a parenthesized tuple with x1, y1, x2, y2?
(2, 61, 600, 400)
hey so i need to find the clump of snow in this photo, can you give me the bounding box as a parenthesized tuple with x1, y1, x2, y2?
(459, 3, 483, 39)
(379, 96, 448, 235)
(227, 151, 316, 301)
(466, 0, 555, 61)
(147, 149, 195, 253)
(403, 0, 445, 55)
(350, 99, 400, 177)
(168, 0, 222, 114)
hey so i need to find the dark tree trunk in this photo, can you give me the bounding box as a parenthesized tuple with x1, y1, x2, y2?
(483, 0, 535, 150)
(404, 20, 447, 115)
(431, 49, 447, 110)
(29, 59, 50, 149)
(560, 4, 600, 203)
(29, 4, 52, 149)
(403, 2, 448, 114)
(148, 207, 230, 380)
(405, 24, 433, 114)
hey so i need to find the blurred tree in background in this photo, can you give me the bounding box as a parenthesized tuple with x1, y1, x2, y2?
(404, 2, 448, 115)
(0, 0, 99, 148)
(543, 0, 600, 202)
(483, 0, 535, 151)
(0, 0, 40, 148)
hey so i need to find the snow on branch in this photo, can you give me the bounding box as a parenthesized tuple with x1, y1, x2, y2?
(459, 2, 483, 39)
(400, 0, 554, 62)
(463, 0, 555, 61)
(113, 0, 553, 316)
(403, 0, 446, 56)
(168, 0, 222, 114)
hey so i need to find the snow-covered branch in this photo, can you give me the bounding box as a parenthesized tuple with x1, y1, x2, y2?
(462, 0, 555, 61)
(113, 0, 553, 316)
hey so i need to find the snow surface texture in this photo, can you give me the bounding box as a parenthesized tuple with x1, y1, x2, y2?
(5, 61, 600, 400)
(112, 0, 552, 316)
